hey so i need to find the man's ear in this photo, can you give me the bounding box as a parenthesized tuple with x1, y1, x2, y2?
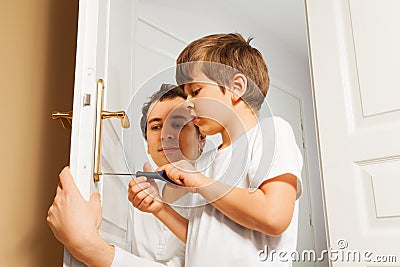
(231, 73, 247, 103)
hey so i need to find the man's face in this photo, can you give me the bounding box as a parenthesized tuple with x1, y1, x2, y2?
(146, 97, 202, 167)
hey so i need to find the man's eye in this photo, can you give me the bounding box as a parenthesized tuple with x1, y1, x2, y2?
(150, 125, 161, 130)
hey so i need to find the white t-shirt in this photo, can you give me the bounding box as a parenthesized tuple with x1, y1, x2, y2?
(111, 183, 190, 267)
(185, 116, 303, 267)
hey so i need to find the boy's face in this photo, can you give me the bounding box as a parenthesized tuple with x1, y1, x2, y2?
(183, 70, 236, 136)
(146, 97, 202, 167)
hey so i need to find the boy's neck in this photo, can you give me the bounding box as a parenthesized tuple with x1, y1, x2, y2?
(219, 106, 259, 150)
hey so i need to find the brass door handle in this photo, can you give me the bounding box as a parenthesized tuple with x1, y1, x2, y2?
(102, 111, 130, 128)
(51, 111, 73, 129)
(53, 79, 130, 183)
(51, 110, 130, 129)
(94, 80, 131, 182)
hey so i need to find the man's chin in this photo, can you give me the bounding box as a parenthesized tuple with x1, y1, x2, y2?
(154, 153, 181, 166)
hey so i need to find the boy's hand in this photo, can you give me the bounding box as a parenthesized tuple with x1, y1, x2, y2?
(128, 162, 164, 214)
(156, 160, 212, 190)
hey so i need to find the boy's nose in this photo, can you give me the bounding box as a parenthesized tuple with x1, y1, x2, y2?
(184, 99, 194, 110)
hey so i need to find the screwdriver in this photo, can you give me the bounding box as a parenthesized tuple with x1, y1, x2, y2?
(100, 170, 179, 185)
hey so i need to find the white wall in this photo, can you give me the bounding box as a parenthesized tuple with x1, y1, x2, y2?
(137, 0, 328, 261)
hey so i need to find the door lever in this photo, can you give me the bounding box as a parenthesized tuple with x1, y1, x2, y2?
(51, 110, 130, 129)
(51, 111, 73, 129)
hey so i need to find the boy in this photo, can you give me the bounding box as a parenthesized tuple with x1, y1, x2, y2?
(129, 33, 303, 266)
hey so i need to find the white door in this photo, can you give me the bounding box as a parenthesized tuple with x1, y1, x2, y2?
(306, 0, 400, 266)
(65, 0, 136, 266)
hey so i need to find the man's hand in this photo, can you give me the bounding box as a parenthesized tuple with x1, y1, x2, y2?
(47, 166, 114, 265)
(128, 162, 164, 214)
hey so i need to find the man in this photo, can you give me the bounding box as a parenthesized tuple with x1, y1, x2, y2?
(47, 84, 204, 266)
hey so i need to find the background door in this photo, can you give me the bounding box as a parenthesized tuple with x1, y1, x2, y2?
(134, 17, 317, 267)
(307, 0, 400, 265)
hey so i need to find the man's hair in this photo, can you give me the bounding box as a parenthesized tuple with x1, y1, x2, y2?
(176, 33, 270, 111)
(140, 83, 199, 140)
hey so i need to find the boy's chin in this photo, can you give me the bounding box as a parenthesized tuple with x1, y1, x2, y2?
(198, 125, 221, 136)
(196, 118, 225, 135)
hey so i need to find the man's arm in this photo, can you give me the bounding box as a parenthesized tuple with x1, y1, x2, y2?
(162, 185, 189, 203)
(154, 204, 189, 243)
(128, 163, 189, 243)
(47, 167, 115, 267)
(111, 245, 184, 267)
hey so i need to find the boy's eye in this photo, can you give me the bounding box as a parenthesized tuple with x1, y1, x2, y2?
(192, 88, 201, 96)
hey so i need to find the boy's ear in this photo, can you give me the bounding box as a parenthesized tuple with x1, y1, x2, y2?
(199, 133, 206, 148)
(231, 73, 247, 103)
(198, 133, 206, 154)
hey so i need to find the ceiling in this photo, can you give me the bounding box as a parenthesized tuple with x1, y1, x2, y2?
(138, 0, 309, 63)
(222, 0, 308, 59)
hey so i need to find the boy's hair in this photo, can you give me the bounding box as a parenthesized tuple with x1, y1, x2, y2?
(176, 33, 270, 111)
(140, 83, 200, 140)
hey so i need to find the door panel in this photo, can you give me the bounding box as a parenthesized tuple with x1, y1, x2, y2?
(306, 0, 400, 265)
(348, 0, 400, 117)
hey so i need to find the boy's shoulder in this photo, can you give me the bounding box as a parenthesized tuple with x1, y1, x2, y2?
(251, 116, 294, 143)
(248, 116, 303, 191)
(258, 116, 292, 130)
(256, 116, 298, 150)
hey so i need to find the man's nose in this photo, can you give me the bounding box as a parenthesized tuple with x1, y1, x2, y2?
(162, 132, 175, 140)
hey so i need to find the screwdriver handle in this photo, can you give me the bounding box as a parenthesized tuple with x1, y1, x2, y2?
(135, 171, 179, 185)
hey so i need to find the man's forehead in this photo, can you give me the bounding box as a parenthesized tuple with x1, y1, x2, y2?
(147, 97, 189, 122)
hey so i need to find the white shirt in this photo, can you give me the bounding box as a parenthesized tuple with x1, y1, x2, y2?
(185, 117, 303, 267)
(111, 183, 190, 267)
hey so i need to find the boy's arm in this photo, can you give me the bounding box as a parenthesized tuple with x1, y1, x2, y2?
(157, 162, 297, 236)
(197, 173, 297, 236)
